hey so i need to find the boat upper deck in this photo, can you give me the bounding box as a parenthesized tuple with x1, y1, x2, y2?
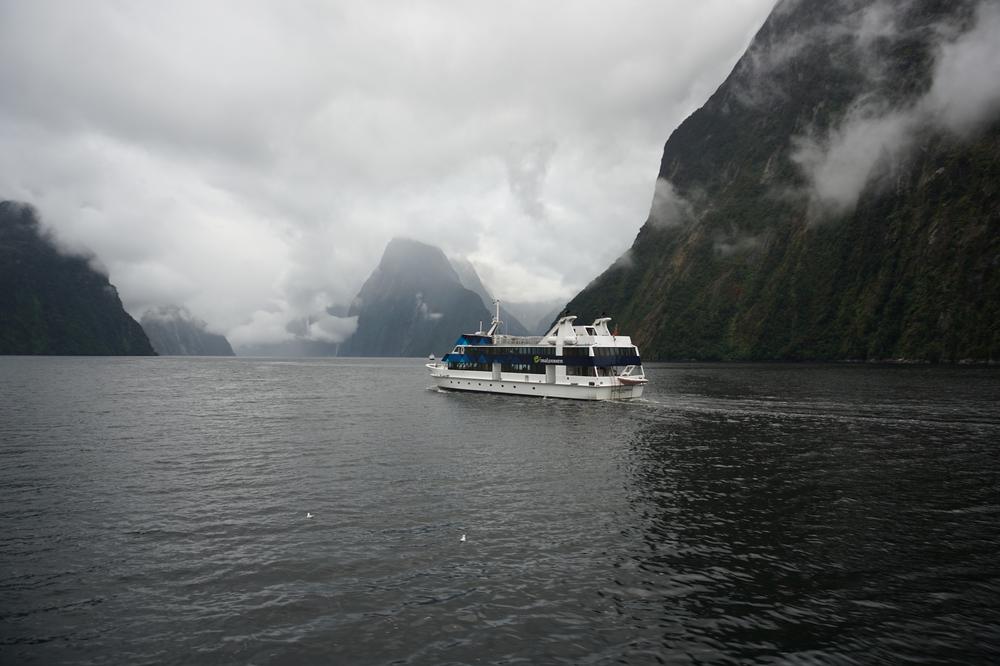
(475, 316, 636, 348)
(491, 333, 635, 348)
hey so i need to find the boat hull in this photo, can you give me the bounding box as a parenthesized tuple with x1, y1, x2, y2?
(430, 374, 644, 401)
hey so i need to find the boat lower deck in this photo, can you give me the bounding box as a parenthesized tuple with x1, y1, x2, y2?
(432, 374, 643, 401)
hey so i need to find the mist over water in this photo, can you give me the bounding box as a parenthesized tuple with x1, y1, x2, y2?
(1, 358, 998, 664)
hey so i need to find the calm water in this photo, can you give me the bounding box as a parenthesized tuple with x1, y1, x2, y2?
(1, 358, 998, 665)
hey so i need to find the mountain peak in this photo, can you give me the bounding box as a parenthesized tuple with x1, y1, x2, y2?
(377, 237, 462, 285)
(340, 238, 490, 357)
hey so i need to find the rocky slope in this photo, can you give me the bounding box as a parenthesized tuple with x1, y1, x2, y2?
(567, 0, 999, 362)
(0, 201, 155, 355)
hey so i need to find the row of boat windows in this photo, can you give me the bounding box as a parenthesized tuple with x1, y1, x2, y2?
(594, 346, 639, 356)
(561, 347, 639, 357)
(447, 362, 547, 374)
(454, 345, 638, 357)
(561, 347, 591, 357)
(455, 346, 555, 357)
(567, 367, 621, 376)
(448, 362, 493, 372)
(502, 363, 546, 374)
(446, 363, 638, 375)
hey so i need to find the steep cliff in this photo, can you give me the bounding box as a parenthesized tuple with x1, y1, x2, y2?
(141, 305, 235, 356)
(0, 201, 155, 355)
(567, 0, 999, 362)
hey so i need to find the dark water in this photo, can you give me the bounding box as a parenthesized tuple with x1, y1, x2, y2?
(1, 358, 999, 665)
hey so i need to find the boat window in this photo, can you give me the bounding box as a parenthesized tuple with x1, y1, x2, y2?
(562, 347, 589, 357)
(501, 362, 545, 374)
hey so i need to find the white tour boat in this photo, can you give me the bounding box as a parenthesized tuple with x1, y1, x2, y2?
(426, 301, 648, 400)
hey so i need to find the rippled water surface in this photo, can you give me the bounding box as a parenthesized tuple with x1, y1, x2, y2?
(1, 358, 999, 664)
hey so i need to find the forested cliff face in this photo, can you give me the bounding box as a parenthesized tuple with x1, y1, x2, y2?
(567, 0, 999, 362)
(0, 201, 155, 355)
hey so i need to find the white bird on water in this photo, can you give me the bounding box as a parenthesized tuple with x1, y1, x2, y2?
(306, 512, 314, 519)
(460, 533, 466, 542)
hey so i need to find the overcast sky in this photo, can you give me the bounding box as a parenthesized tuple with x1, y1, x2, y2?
(0, 0, 775, 344)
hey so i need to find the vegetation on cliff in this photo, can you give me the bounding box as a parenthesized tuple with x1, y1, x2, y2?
(568, 0, 999, 362)
(0, 201, 155, 355)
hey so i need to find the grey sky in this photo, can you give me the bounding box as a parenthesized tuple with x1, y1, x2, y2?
(0, 0, 775, 344)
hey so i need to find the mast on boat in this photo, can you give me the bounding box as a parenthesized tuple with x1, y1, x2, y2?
(486, 299, 502, 336)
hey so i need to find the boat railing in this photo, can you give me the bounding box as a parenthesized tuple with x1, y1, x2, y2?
(492, 334, 545, 345)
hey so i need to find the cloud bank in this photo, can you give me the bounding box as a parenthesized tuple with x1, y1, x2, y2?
(646, 178, 695, 229)
(791, 1, 1000, 217)
(0, 1, 775, 344)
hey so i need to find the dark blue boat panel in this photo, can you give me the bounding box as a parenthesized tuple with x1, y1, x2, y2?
(441, 345, 640, 368)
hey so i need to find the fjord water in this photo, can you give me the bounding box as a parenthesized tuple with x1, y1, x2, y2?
(1, 358, 998, 664)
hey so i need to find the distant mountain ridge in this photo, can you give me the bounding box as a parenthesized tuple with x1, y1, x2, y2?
(339, 238, 491, 357)
(449, 257, 532, 336)
(141, 305, 235, 356)
(0, 201, 155, 355)
(504, 300, 565, 335)
(567, 0, 1000, 362)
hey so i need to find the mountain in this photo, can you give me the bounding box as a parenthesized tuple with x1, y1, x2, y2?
(449, 257, 532, 336)
(140, 305, 235, 356)
(567, 0, 999, 362)
(505, 300, 566, 335)
(339, 238, 491, 357)
(0, 201, 155, 355)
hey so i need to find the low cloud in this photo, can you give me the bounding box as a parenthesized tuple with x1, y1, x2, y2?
(646, 178, 694, 228)
(306, 313, 358, 344)
(0, 1, 776, 345)
(922, 2, 1000, 135)
(505, 139, 557, 221)
(791, 1, 1000, 218)
(612, 247, 635, 270)
(733, 28, 817, 108)
(791, 101, 915, 217)
(714, 232, 765, 257)
(227, 308, 295, 347)
(415, 293, 444, 322)
(143, 304, 199, 323)
(733, 0, 922, 109)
